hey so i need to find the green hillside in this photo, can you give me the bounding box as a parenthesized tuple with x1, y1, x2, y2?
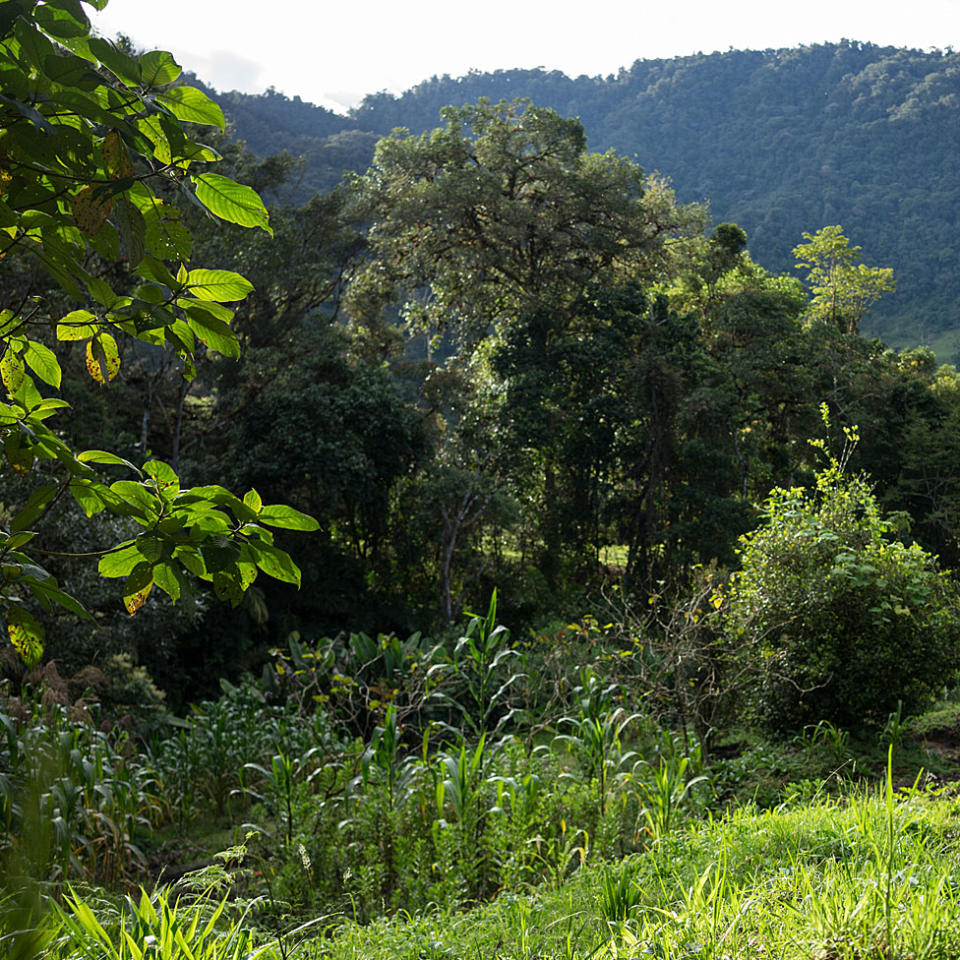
(215, 42, 960, 347)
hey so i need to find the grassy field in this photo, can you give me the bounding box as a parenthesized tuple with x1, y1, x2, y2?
(22, 744, 960, 960)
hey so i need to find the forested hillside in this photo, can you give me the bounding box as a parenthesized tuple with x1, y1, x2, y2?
(215, 42, 960, 348)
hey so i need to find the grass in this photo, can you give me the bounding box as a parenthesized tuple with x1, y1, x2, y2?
(9, 723, 960, 959)
(304, 774, 960, 959)
(9, 644, 960, 959)
(881, 324, 960, 363)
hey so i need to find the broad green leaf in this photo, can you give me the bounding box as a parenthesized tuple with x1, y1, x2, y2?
(34, 3, 87, 39)
(236, 556, 258, 590)
(4, 531, 36, 551)
(259, 504, 320, 531)
(183, 307, 240, 358)
(10, 484, 58, 532)
(12, 374, 43, 411)
(27, 578, 90, 618)
(28, 398, 70, 421)
(183, 511, 232, 537)
(77, 449, 140, 471)
(200, 536, 242, 574)
(7, 607, 43, 666)
(238, 522, 274, 544)
(183, 484, 254, 521)
(138, 256, 179, 288)
(136, 115, 172, 165)
(143, 459, 180, 500)
(109, 479, 157, 516)
(56, 308, 97, 340)
(22, 340, 61, 388)
(88, 36, 140, 84)
(174, 545, 207, 579)
(212, 570, 243, 605)
(69, 479, 107, 517)
(88, 220, 121, 261)
(42, 51, 97, 88)
(4, 430, 33, 475)
(243, 489, 262, 513)
(192, 173, 273, 235)
(153, 560, 183, 601)
(157, 86, 224, 128)
(98, 541, 144, 578)
(84, 274, 120, 308)
(139, 50, 181, 87)
(250, 540, 302, 587)
(183, 270, 254, 303)
(0, 310, 18, 337)
(114, 197, 146, 266)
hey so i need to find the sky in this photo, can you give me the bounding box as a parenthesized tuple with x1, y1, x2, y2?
(90, 0, 960, 114)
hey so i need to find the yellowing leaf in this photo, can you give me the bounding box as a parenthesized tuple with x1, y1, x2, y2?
(124, 581, 152, 615)
(123, 561, 154, 615)
(72, 185, 113, 236)
(7, 607, 44, 667)
(102, 129, 133, 179)
(85, 332, 120, 383)
(1, 349, 25, 394)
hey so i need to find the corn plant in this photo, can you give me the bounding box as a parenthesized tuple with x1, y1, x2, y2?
(634, 753, 706, 840)
(433, 734, 490, 898)
(360, 704, 421, 812)
(352, 704, 424, 901)
(430, 590, 523, 743)
(526, 820, 589, 890)
(244, 747, 323, 846)
(552, 667, 642, 822)
(1, 702, 166, 887)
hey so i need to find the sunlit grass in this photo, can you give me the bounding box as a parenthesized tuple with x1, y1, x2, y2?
(313, 778, 960, 960)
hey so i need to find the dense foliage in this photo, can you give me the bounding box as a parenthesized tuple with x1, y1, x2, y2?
(7, 7, 960, 959)
(0, 0, 317, 668)
(726, 421, 960, 730)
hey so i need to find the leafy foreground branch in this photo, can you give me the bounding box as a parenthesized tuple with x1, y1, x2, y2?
(0, 0, 317, 663)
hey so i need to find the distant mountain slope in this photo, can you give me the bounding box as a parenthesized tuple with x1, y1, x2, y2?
(210, 42, 960, 346)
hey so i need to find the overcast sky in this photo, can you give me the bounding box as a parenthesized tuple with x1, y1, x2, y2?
(90, 0, 960, 114)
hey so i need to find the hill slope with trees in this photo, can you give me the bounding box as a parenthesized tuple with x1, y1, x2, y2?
(214, 41, 960, 348)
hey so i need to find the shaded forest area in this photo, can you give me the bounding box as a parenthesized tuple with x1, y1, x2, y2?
(7, 89, 960, 714)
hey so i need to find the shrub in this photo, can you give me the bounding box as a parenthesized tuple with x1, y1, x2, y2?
(724, 423, 960, 731)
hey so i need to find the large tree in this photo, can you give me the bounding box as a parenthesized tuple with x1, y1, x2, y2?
(348, 98, 703, 351)
(348, 99, 706, 600)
